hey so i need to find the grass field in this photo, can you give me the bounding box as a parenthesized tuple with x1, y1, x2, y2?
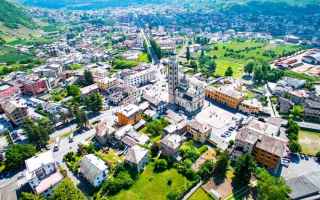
(188, 188, 213, 200)
(299, 129, 320, 156)
(110, 163, 194, 200)
(205, 39, 303, 78)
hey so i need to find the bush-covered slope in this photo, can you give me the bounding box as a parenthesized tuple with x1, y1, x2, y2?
(0, 0, 34, 29)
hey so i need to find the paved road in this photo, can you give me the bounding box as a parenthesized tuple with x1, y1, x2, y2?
(50, 109, 115, 141)
(134, 13, 159, 64)
(265, 83, 279, 117)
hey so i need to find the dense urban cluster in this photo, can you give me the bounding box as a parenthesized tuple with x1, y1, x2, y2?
(0, 1, 320, 200)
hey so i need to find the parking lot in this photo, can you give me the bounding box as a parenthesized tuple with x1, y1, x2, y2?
(196, 101, 245, 149)
(280, 154, 320, 180)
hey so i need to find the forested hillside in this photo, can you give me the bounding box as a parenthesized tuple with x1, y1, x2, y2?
(0, 0, 34, 29)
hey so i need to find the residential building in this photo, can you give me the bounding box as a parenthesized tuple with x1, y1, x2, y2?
(107, 82, 140, 106)
(239, 99, 262, 114)
(205, 85, 244, 109)
(80, 83, 99, 96)
(187, 119, 211, 143)
(80, 154, 108, 187)
(232, 119, 286, 172)
(1, 100, 28, 126)
(117, 64, 156, 87)
(114, 125, 149, 147)
(304, 99, 320, 122)
(0, 83, 21, 102)
(160, 134, 185, 157)
(95, 77, 118, 91)
(18, 75, 49, 96)
(25, 151, 63, 195)
(125, 145, 148, 172)
(116, 104, 141, 126)
(95, 120, 116, 145)
(277, 77, 306, 90)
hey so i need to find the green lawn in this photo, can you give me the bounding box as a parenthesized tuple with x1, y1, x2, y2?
(113, 59, 139, 70)
(95, 149, 124, 169)
(110, 163, 194, 200)
(299, 129, 320, 156)
(204, 39, 304, 78)
(188, 188, 213, 200)
(137, 53, 150, 63)
(69, 63, 83, 70)
(50, 88, 67, 102)
(0, 47, 33, 64)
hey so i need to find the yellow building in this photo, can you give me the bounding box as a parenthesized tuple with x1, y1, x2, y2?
(95, 77, 118, 91)
(252, 135, 286, 170)
(115, 104, 141, 126)
(205, 85, 244, 109)
(239, 99, 262, 114)
(187, 119, 211, 143)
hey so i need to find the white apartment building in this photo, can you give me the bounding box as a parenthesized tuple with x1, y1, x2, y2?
(117, 64, 156, 87)
(80, 154, 108, 187)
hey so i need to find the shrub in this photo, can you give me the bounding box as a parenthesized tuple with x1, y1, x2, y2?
(154, 159, 168, 172)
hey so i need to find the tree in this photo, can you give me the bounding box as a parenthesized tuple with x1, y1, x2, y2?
(198, 160, 214, 181)
(145, 118, 168, 136)
(23, 118, 52, 149)
(208, 59, 216, 76)
(83, 70, 94, 86)
(289, 140, 301, 153)
(20, 192, 44, 200)
(150, 143, 160, 157)
(67, 84, 80, 97)
(287, 119, 300, 141)
(186, 46, 191, 61)
(253, 65, 264, 83)
(190, 60, 198, 73)
(316, 151, 320, 160)
(150, 39, 162, 59)
(224, 66, 233, 77)
(290, 105, 304, 120)
(256, 168, 291, 200)
(233, 154, 256, 186)
(50, 178, 86, 200)
(101, 170, 134, 196)
(5, 144, 37, 171)
(244, 60, 255, 74)
(167, 191, 179, 200)
(154, 159, 168, 172)
(84, 92, 103, 112)
(179, 142, 200, 162)
(213, 151, 229, 179)
(74, 108, 89, 129)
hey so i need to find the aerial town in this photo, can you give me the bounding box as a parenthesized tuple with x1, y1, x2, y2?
(0, 1, 320, 200)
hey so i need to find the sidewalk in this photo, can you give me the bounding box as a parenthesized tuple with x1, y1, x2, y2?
(182, 180, 203, 200)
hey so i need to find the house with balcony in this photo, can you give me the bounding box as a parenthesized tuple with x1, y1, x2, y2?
(25, 151, 63, 195)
